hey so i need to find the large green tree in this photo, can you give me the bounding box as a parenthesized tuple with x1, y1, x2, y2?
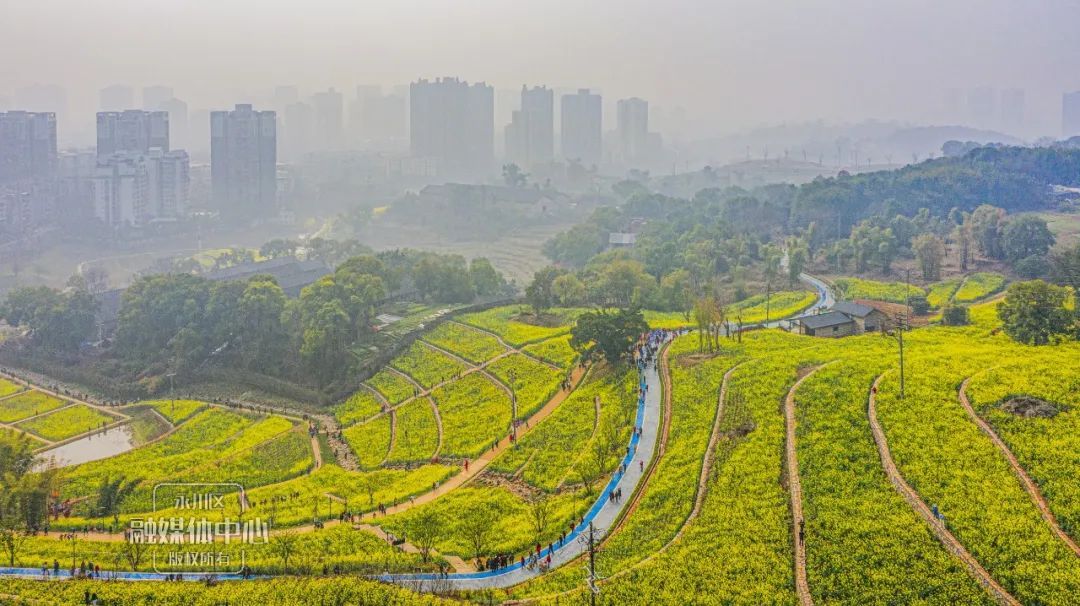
(570, 308, 648, 365)
(997, 280, 1074, 345)
(912, 233, 946, 281)
(1000, 215, 1055, 262)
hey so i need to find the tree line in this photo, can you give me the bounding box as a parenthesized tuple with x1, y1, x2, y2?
(0, 249, 510, 392)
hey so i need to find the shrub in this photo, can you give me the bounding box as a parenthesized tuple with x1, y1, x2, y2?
(942, 304, 970, 326)
(907, 294, 930, 315)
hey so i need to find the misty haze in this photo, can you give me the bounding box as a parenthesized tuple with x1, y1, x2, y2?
(1, 2, 1080, 604)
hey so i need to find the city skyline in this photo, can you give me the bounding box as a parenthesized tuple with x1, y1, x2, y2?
(5, 1, 1080, 143)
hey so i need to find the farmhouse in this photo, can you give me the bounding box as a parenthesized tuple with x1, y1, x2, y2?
(798, 301, 889, 338)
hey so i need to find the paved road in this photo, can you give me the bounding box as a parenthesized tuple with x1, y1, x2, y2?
(0, 346, 666, 588)
(385, 344, 667, 591)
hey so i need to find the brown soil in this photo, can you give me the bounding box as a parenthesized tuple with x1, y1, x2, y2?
(1000, 396, 1060, 418)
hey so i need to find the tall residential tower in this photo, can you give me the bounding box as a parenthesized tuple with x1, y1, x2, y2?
(561, 89, 602, 167)
(210, 104, 277, 222)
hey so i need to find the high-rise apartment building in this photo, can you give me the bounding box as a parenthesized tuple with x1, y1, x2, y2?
(505, 85, 554, 169)
(617, 97, 649, 163)
(349, 86, 407, 147)
(410, 77, 494, 177)
(210, 104, 277, 221)
(1063, 92, 1080, 138)
(88, 149, 190, 228)
(0, 111, 58, 233)
(96, 110, 169, 156)
(100, 84, 134, 112)
(0, 111, 58, 184)
(311, 88, 344, 150)
(283, 101, 313, 160)
(159, 98, 189, 150)
(560, 89, 602, 167)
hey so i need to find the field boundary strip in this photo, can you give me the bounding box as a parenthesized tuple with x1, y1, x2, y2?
(958, 376, 1080, 556)
(867, 373, 1020, 606)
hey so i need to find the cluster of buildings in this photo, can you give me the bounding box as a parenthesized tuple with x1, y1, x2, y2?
(408, 78, 660, 179)
(0, 103, 283, 234)
(0, 76, 674, 235)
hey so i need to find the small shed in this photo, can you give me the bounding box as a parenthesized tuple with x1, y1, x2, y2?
(798, 311, 857, 337)
(832, 301, 887, 333)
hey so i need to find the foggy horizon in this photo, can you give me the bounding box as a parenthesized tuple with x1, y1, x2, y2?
(5, 0, 1080, 143)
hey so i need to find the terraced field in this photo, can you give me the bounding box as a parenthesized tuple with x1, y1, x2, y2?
(16, 403, 118, 441)
(0, 391, 66, 423)
(6, 301, 1080, 606)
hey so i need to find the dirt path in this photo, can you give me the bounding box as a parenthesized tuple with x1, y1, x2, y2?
(381, 410, 397, 466)
(554, 358, 745, 594)
(449, 321, 563, 371)
(386, 369, 444, 460)
(311, 434, 324, 470)
(361, 362, 588, 522)
(419, 341, 517, 418)
(868, 374, 1020, 606)
(354, 523, 475, 573)
(784, 365, 822, 606)
(958, 378, 1080, 556)
(0, 370, 130, 421)
(0, 420, 51, 445)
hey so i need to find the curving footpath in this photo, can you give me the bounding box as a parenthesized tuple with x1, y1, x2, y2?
(384, 340, 668, 591)
(784, 365, 822, 606)
(958, 378, 1080, 556)
(868, 374, 1020, 606)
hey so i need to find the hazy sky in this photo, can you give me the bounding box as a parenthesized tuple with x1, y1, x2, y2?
(4, 0, 1080, 139)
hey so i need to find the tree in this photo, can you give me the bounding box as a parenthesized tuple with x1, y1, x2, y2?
(0, 442, 55, 566)
(570, 309, 648, 365)
(968, 205, 1005, 260)
(502, 163, 528, 188)
(582, 422, 621, 494)
(1000, 215, 1055, 262)
(469, 258, 504, 297)
(0, 518, 27, 568)
(953, 218, 973, 271)
(1050, 243, 1080, 317)
(405, 509, 442, 563)
(551, 274, 586, 307)
(594, 260, 656, 309)
(95, 475, 137, 527)
(270, 531, 299, 573)
(123, 538, 149, 571)
(997, 280, 1074, 345)
(527, 495, 552, 540)
(659, 269, 693, 317)
(236, 277, 289, 371)
(460, 503, 498, 565)
(908, 294, 930, 315)
(525, 266, 565, 314)
(692, 296, 724, 353)
(0, 285, 99, 353)
(942, 304, 970, 326)
(786, 242, 808, 287)
(912, 234, 946, 281)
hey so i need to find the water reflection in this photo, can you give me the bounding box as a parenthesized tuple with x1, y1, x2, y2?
(35, 424, 136, 469)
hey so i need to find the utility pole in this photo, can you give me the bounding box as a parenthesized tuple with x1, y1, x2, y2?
(884, 314, 909, 398)
(580, 521, 603, 606)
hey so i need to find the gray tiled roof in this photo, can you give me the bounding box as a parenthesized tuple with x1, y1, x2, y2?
(799, 311, 855, 330)
(832, 301, 876, 318)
